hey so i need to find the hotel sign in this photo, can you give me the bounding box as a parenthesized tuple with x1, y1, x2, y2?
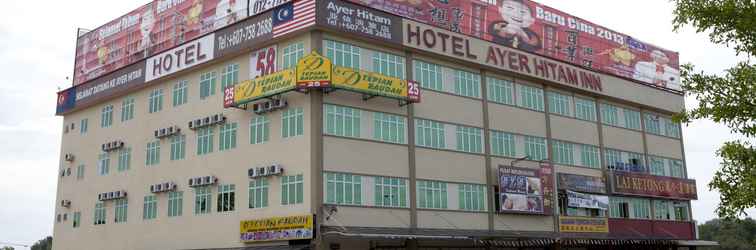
(146, 34, 215, 82)
(559, 216, 609, 233)
(611, 172, 697, 200)
(240, 215, 314, 242)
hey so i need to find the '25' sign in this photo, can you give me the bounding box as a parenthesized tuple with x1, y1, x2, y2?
(250, 45, 277, 79)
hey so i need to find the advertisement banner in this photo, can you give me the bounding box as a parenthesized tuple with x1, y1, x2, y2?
(559, 216, 609, 233)
(558, 173, 606, 194)
(57, 61, 147, 115)
(317, 0, 403, 44)
(296, 52, 332, 88)
(228, 68, 296, 107)
(498, 163, 553, 215)
(332, 66, 421, 102)
(350, 0, 681, 91)
(250, 0, 292, 16)
(214, 11, 275, 58)
(566, 190, 609, 210)
(611, 172, 697, 200)
(240, 215, 314, 242)
(250, 45, 278, 79)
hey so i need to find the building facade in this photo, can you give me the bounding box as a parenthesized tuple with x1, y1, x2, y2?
(53, 0, 701, 249)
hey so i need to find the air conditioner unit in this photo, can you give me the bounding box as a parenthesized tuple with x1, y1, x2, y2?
(248, 168, 256, 178)
(167, 126, 175, 135)
(257, 167, 268, 177)
(61, 200, 71, 207)
(154, 129, 161, 138)
(268, 164, 283, 175)
(159, 128, 167, 137)
(252, 103, 264, 114)
(64, 153, 75, 162)
(115, 141, 124, 149)
(203, 176, 212, 184)
(97, 193, 103, 201)
(66, 168, 72, 176)
(203, 117, 211, 125)
(188, 178, 195, 186)
(101, 143, 108, 152)
(188, 120, 196, 129)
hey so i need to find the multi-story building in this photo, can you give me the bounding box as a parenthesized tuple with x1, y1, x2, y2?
(53, 0, 706, 249)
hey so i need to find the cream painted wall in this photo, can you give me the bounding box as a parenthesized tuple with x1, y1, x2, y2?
(646, 134, 684, 159)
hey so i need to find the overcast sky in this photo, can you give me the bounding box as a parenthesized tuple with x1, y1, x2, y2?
(0, 0, 753, 249)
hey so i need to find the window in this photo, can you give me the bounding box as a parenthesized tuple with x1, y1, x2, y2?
(80, 118, 88, 133)
(281, 174, 304, 205)
(518, 85, 544, 111)
(325, 172, 362, 205)
(415, 119, 445, 149)
(669, 159, 684, 178)
(649, 156, 666, 176)
(524, 136, 547, 160)
(324, 104, 361, 138)
(600, 103, 619, 126)
(217, 184, 236, 212)
(417, 180, 447, 209)
(372, 51, 405, 79)
(491, 131, 516, 157)
(548, 91, 572, 116)
(94, 202, 106, 225)
(574, 97, 596, 121)
(414, 60, 443, 91)
(249, 179, 269, 208)
(282, 107, 304, 138)
(148, 89, 163, 113)
(604, 149, 622, 169)
(551, 140, 574, 165)
(145, 140, 160, 166)
(375, 176, 407, 208)
(170, 135, 186, 160)
(143, 195, 157, 220)
(173, 80, 188, 107)
(250, 116, 270, 144)
(194, 186, 212, 214)
(72, 212, 81, 228)
(663, 118, 681, 138)
(453, 69, 480, 98)
(197, 127, 214, 155)
(220, 63, 239, 90)
(373, 112, 406, 144)
(644, 113, 662, 134)
(654, 200, 672, 220)
(219, 122, 238, 151)
(459, 184, 486, 211)
(579, 144, 600, 168)
(167, 191, 183, 217)
(673, 202, 689, 221)
(610, 197, 651, 219)
(199, 71, 217, 99)
(282, 42, 305, 69)
(97, 152, 110, 176)
(121, 97, 135, 122)
(623, 109, 642, 130)
(627, 152, 645, 168)
(101, 105, 113, 128)
(114, 199, 128, 223)
(487, 77, 514, 105)
(456, 125, 483, 153)
(324, 40, 360, 69)
(117, 147, 131, 171)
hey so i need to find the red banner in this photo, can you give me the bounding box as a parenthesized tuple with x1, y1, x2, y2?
(347, 0, 681, 91)
(611, 172, 697, 200)
(73, 0, 247, 86)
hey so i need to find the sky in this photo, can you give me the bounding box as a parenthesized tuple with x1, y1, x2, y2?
(0, 0, 753, 249)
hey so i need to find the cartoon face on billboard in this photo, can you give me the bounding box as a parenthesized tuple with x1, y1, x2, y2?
(140, 7, 156, 51)
(489, 0, 542, 52)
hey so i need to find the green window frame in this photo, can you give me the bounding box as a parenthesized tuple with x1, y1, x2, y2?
(148, 89, 163, 113)
(610, 196, 651, 219)
(220, 63, 239, 90)
(94, 202, 106, 225)
(524, 136, 547, 160)
(623, 108, 642, 130)
(372, 50, 405, 79)
(101, 105, 113, 128)
(80, 118, 88, 133)
(281, 174, 304, 205)
(114, 198, 128, 223)
(669, 159, 684, 178)
(121, 97, 135, 122)
(644, 114, 661, 134)
(217, 184, 236, 212)
(574, 97, 597, 121)
(415, 119, 445, 149)
(324, 40, 361, 69)
(600, 103, 619, 126)
(282, 107, 304, 138)
(249, 178, 269, 208)
(219, 122, 238, 151)
(627, 152, 646, 168)
(282, 42, 305, 69)
(663, 118, 681, 138)
(167, 191, 183, 217)
(649, 156, 666, 176)
(199, 71, 217, 100)
(324, 104, 361, 138)
(491, 131, 516, 157)
(604, 149, 623, 168)
(145, 140, 160, 166)
(654, 200, 671, 220)
(375, 176, 407, 208)
(172, 80, 188, 107)
(518, 84, 544, 111)
(76, 164, 85, 180)
(143, 195, 157, 220)
(373, 112, 406, 144)
(579, 144, 600, 169)
(194, 186, 212, 214)
(197, 127, 215, 155)
(453, 69, 481, 98)
(250, 116, 270, 144)
(413, 60, 443, 91)
(325, 172, 362, 205)
(548, 91, 572, 116)
(417, 180, 447, 209)
(117, 147, 131, 171)
(72, 211, 81, 228)
(170, 134, 186, 160)
(487, 77, 514, 105)
(551, 140, 574, 165)
(459, 184, 486, 211)
(97, 152, 110, 176)
(455, 125, 483, 153)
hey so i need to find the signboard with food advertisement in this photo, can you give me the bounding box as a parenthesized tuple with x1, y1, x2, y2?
(610, 172, 697, 200)
(558, 173, 606, 194)
(498, 163, 553, 215)
(296, 52, 333, 88)
(332, 66, 421, 102)
(240, 215, 314, 242)
(349, 0, 681, 91)
(224, 68, 297, 107)
(559, 216, 609, 233)
(566, 190, 609, 210)
(317, 0, 403, 44)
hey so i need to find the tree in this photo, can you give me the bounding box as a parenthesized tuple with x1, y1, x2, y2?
(30, 236, 51, 250)
(1, 246, 15, 250)
(672, 0, 756, 219)
(698, 218, 756, 250)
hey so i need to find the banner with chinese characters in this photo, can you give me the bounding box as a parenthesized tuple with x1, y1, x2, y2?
(559, 216, 609, 233)
(498, 162, 553, 215)
(240, 215, 314, 242)
(611, 172, 697, 200)
(225, 68, 297, 107)
(332, 66, 420, 102)
(317, 0, 402, 43)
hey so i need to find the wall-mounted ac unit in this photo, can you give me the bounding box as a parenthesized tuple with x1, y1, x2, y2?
(150, 182, 177, 193)
(102, 140, 125, 152)
(154, 126, 181, 138)
(249, 164, 284, 178)
(64, 153, 75, 162)
(98, 190, 127, 201)
(61, 200, 71, 207)
(252, 99, 288, 114)
(188, 176, 217, 187)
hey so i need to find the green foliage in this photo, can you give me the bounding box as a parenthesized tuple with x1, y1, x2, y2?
(1, 246, 15, 250)
(699, 218, 756, 250)
(672, 0, 756, 219)
(30, 236, 51, 250)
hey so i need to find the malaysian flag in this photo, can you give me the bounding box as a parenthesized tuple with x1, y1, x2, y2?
(272, 0, 316, 38)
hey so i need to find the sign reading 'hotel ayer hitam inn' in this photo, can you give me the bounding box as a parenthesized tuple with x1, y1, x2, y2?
(403, 20, 604, 93)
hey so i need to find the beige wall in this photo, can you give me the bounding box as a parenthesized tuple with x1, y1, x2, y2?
(415, 91, 484, 127)
(417, 211, 488, 230)
(416, 148, 486, 184)
(324, 136, 409, 178)
(488, 103, 547, 137)
(602, 126, 644, 153)
(646, 134, 684, 159)
(550, 115, 600, 146)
